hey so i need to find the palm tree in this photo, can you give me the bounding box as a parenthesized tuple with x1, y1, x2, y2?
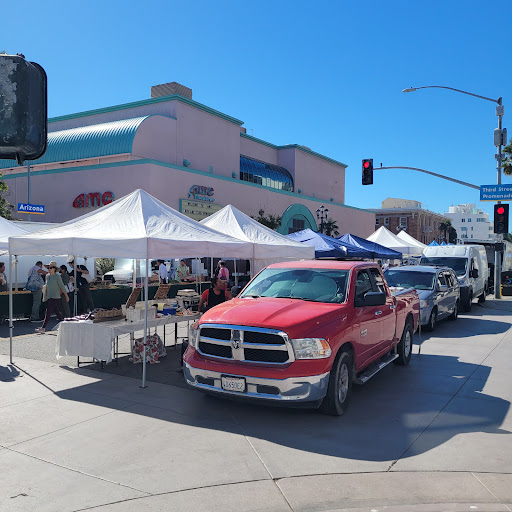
(323, 218, 340, 237)
(439, 220, 452, 242)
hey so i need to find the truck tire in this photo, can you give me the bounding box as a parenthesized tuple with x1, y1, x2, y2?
(424, 308, 437, 332)
(394, 321, 413, 366)
(319, 350, 353, 416)
(478, 292, 486, 303)
(463, 291, 473, 312)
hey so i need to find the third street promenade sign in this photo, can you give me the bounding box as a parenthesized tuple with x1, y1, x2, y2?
(480, 184, 512, 202)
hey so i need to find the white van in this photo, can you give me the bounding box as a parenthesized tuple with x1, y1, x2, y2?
(420, 245, 488, 312)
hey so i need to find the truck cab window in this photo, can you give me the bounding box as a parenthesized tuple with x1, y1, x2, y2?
(355, 270, 373, 306)
(369, 268, 386, 293)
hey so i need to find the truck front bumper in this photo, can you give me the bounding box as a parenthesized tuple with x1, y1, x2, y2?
(184, 362, 330, 404)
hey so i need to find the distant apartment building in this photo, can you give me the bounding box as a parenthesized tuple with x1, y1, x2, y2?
(444, 204, 496, 242)
(370, 198, 450, 245)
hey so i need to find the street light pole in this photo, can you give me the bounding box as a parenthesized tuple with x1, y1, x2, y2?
(403, 85, 505, 299)
(316, 205, 329, 234)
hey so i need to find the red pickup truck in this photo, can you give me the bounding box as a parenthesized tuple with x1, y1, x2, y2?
(184, 261, 420, 415)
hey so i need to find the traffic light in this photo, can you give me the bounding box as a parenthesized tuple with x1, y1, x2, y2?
(0, 54, 47, 164)
(494, 204, 509, 234)
(362, 158, 373, 185)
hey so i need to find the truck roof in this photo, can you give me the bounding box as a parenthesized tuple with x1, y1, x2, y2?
(266, 260, 373, 270)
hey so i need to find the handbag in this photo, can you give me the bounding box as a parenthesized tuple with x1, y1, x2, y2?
(26, 272, 44, 292)
(42, 284, 48, 302)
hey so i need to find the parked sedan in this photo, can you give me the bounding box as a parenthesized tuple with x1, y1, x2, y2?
(384, 265, 460, 331)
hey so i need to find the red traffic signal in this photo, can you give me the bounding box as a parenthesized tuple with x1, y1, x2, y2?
(362, 158, 373, 185)
(494, 203, 509, 234)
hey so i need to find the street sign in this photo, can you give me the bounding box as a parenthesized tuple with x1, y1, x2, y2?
(17, 202, 45, 215)
(480, 184, 512, 202)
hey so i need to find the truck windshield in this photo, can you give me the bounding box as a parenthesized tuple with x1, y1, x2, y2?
(420, 257, 467, 276)
(240, 268, 349, 303)
(384, 269, 435, 290)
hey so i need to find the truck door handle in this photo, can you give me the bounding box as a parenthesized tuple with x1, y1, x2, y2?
(375, 310, 382, 316)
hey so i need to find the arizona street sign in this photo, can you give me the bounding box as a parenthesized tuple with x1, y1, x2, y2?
(17, 202, 45, 214)
(480, 184, 512, 202)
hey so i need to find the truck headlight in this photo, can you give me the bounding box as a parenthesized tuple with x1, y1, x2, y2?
(291, 338, 331, 359)
(189, 323, 200, 348)
(420, 300, 429, 309)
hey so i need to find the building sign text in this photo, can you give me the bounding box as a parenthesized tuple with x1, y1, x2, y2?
(73, 191, 115, 208)
(188, 185, 214, 202)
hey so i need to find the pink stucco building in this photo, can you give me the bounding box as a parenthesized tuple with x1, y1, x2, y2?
(0, 81, 374, 236)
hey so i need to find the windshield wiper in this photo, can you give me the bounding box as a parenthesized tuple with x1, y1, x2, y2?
(245, 294, 261, 298)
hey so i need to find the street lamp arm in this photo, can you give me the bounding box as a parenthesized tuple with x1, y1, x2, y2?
(374, 166, 480, 190)
(403, 86, 501, 105)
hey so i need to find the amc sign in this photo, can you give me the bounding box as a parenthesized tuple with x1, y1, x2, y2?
(73, 191, 115, 208)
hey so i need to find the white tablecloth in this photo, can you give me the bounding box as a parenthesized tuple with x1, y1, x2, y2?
(56, 314, 200, 363)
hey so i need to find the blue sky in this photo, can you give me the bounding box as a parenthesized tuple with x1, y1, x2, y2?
(3, 1, 510, 219)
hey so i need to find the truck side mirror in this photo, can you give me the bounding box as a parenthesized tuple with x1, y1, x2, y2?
(470, 269, 479, 279)
(363, 291, 386, 306)
(231, 285, 242, 297)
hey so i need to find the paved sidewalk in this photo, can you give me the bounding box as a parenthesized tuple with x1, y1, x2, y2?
(1, 298, 512, 511)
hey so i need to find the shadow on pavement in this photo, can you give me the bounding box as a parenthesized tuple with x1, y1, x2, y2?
(0, 364, 20, 382)
(12, 351, 511, 465)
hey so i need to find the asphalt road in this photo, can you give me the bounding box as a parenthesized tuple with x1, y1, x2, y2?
(1, 297, 512, 511)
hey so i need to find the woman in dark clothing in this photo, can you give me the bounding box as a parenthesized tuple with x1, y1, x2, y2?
(198, 277, 231, 313)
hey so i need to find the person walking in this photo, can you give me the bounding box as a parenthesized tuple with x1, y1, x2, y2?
(59, 265, 72, 318)
(35, 262, 69, 333)
(27, 261, 47, 322)
(0, 262, 7, 292)
(68, 257, 95, 313)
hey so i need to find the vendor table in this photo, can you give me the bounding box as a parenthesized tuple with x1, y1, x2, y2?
(56, 313, 200, 365)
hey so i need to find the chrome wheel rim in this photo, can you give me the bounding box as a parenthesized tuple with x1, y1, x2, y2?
(404, 330, 412, 358)
(338, 363, 349, 403)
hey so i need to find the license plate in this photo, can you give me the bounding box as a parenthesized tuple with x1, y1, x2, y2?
(221, 375, 246, 393)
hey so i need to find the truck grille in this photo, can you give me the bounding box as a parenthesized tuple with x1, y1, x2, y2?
(197, 324, 292, 364)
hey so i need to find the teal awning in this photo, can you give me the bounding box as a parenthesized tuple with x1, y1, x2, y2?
(0, 116, 152, 169)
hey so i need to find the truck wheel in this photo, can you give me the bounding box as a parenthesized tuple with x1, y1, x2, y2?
(478, 292, 486, 303)
(463, 291, 473, 312)
(394, 321, 413, 366)
(424, 308, 437, 332)
(319, 350, 353, 416)
(449, 300, 459, 321)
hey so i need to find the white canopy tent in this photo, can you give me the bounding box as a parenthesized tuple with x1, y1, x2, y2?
(0, 216, 29, 253)
(201, 204, 315, 274)
(366, 226, 423, 256)
(8, 189, 254, 386)
(397, 230, 427, 254)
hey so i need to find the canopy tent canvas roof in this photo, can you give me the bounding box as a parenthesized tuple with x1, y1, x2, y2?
(200, 204, 314, 272)
(0, 216, 29, 252)
(366, 226, 423, 256)
(286, 229, 353, 258)
(397, 230, 427, 251)
(8, 189, 253, 259)
(337, 233, 403, 260)
(428, 240, 440, 246)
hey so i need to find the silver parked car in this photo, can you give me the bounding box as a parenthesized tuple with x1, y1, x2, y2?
(384, 265, 460, 331)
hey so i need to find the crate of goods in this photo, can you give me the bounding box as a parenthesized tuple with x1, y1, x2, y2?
(123, 306, 156, 322)
(176, 289, 200, 310)
(93, 308, 124, 323)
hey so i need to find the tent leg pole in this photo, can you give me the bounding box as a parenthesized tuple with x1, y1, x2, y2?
(234, 258, 238, 286)
(14, 255, 18, 292)
(74, 255, 78, 316)
(141, 258, 149, 388)
(9, 253, 14, 365)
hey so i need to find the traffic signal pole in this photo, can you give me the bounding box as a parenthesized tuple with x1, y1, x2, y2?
(495, 99, 504, 299)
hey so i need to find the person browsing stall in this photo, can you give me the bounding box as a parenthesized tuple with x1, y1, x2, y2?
(175, 260, 190, 281)
(68, 257, 95, 313)
(27, 261, 48, 322)
(217, 260, 229, 290)
(0, 262, 7, 292)
(197, 276, 231, 313)
(59, 265, 72, 318)
(35, 262, 69, 333)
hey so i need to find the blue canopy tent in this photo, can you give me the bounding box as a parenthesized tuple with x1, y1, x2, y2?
(337, 233, 403, 260)
(428, 240, 440, 246)
(287, 229, 373, 259)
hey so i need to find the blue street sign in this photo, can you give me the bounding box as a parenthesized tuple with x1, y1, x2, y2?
(480, 184, 512, 202)
(17, 202, 45, 214)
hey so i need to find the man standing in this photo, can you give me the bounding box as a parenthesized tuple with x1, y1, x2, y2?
(27, 261, 47, 322)
(68, 257, 95, 313)
(0, 262, 7, 292)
